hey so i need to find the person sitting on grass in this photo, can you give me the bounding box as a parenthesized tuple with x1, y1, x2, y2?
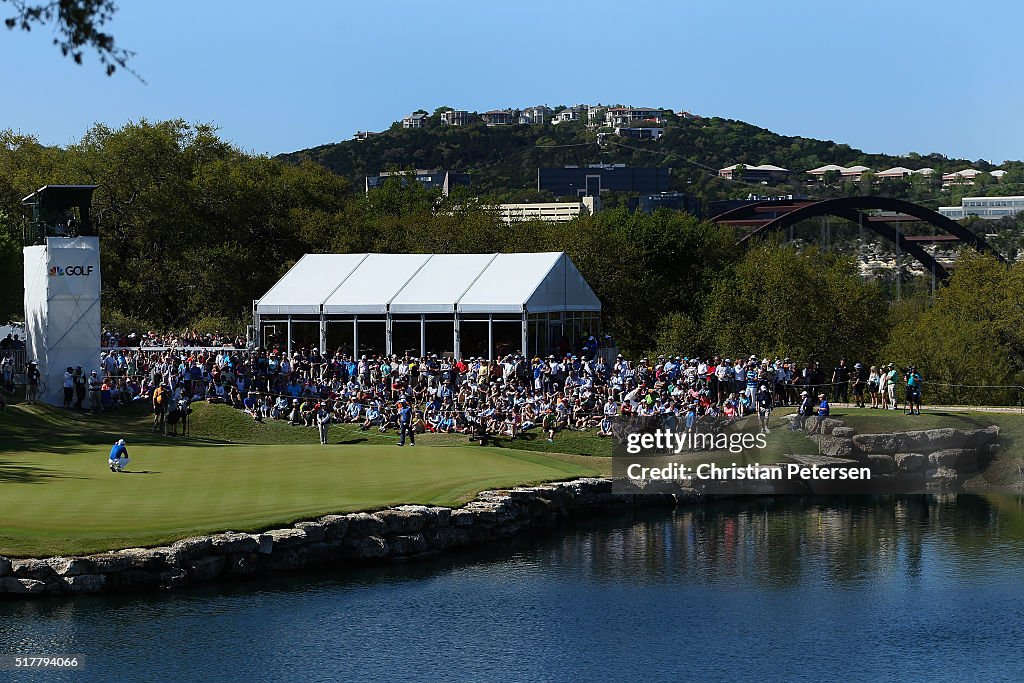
(345, 398, 362, 423)
(361, 402, 382, 431)
(597, 414, 613, 437)
(288, 399, 301, 425)
(300, 398, 315, 427)
(243, 391, 261, 421)
(378, 405, 398, 433)
(272, 394, 289, 420)
(108, 438, 129, 472)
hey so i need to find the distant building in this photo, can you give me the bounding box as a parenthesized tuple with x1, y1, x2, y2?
(806, 164, 871, 182)
(353, 131, 379, 141)
(495, 196, 600, 223)
(939, 196, 1024, 220)
(481, 109, 514, 126)
(538, 164, 670, 197)
(614, 127, 664, 140)
(519, 106, 552, 125)
(942, 168, 986, 187)
(991, 170, 1007, 179)
(402, 113, 428, 129)
(365, 170, 471, 196)
(440, 110, 474, 126)
(718, 163, 791, 183)
(605, 107, 664, 127)
(628, 192, 701, 217)
(551, 106, 586, 125)
(875, 166, 914, 179)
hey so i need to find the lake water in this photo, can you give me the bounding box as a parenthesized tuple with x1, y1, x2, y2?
(3, 495, 1024, 682)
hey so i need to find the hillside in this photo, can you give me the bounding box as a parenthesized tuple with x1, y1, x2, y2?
(276, 109, 1018, 209)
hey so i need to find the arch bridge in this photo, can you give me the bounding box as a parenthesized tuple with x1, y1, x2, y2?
(712, 196, 1005, 280)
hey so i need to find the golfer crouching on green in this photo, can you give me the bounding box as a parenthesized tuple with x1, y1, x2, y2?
(108, 438, 130, 472)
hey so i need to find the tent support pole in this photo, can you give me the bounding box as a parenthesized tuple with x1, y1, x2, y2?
(521, 311, 528, 357)
(386, 314, 393, 356)
(454, 315, 460, 360)
(286, 317, 292, 354)
(488, 314, 493, 362)
(420, 315, 426, 357)
(319, 312, 326, 354)
(353, 316, 359, 358)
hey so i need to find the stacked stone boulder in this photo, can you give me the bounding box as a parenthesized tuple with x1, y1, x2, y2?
(0, 477, 681, 599)
(792, 417, 1001, 488)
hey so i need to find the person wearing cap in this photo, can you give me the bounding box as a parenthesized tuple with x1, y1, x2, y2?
(89, 370, 104, 414)
(62, 366, 75, 408)
(883, 363, 899, 410)
(542, 407, 557, 443)
(794, 390, 815, 431)
(25, 361, 41, 404)
(807, 392, 830, 435)
(396, 398, 415, 446)
(316, 402, 331, 444)
(108, 438, 130, 472)
(831, 358, 850, 405)
(756, 383, 773, 434)
(851, 362, 867, 408)
(868, 365, 881, 409)
(905, 366, 923, 415)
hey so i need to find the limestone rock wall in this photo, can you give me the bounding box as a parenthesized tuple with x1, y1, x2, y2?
(0, 478, 689, 599)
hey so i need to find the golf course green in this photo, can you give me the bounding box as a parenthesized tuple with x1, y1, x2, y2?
(0, 402, 604, 557)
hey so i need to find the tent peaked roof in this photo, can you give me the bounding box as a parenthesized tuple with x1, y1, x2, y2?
(255, 252, 601, 316)
(256, 254, 368, 315)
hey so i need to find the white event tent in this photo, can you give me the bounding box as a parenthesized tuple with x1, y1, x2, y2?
(254, 252, 601, 359)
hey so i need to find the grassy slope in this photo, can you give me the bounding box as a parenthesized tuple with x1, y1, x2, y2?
(3, 401, 1022, 557)
(0, 403, 601, 557)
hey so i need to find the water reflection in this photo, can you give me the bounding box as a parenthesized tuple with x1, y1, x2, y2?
(540, 495, 1024, 590)
(2, 495, 1023, 682)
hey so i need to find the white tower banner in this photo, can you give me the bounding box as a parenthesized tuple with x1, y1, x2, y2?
(23, 237, 102, 405)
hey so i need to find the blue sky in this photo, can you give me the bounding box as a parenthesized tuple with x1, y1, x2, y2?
(2, 0, 1020, 162)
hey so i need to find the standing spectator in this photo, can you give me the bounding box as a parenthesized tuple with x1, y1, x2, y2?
(851, 363, 867, 408)
(905, 367, 922, 415)
(63, 367, 75, 408)
(396, 398, 415, 447)
(316, 403, 331, 445)
(542, 407, 557, 444)
(831, 358, 850, 405)
(74, 366, 87, 410)
(88, 371, 103, 413)
(756, 383, 773, 434)
(152, 382, 168, 431)
(868, 365, 881, 409)
(26, 361, 41, 404)
(884, 363, 899, 410)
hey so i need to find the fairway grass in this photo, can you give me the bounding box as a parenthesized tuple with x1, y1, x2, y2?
(0, 404, 601, 557)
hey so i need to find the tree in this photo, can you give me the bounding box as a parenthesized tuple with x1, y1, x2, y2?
(3, 0, 135, 76)
(700, 242, 888, 364)
(884, 251, 1024, 404)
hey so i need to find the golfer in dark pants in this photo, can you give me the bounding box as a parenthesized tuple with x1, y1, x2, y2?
(397, 399, 415, 447)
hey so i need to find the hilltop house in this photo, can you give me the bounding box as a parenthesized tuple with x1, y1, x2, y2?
(718, 163, 791, 183)
(440, 110, 474, 126)
(481, 110, 515, 126)
(605, 107, 664, 127)
(519, 106, 552, 125)
(402, 113, 428, 129)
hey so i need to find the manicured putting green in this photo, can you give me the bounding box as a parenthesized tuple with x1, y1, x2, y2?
(0, 405, 599, 557)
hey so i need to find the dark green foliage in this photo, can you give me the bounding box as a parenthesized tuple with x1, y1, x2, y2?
(700, 242, 890, 364)
(278, 113, 1014, 211)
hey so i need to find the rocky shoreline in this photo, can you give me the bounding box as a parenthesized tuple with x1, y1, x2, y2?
(0, 478, 691, 599)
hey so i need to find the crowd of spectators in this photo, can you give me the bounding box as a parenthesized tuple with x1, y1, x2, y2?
(74, 341, 924, 443)
(101, 329, 244, 349)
